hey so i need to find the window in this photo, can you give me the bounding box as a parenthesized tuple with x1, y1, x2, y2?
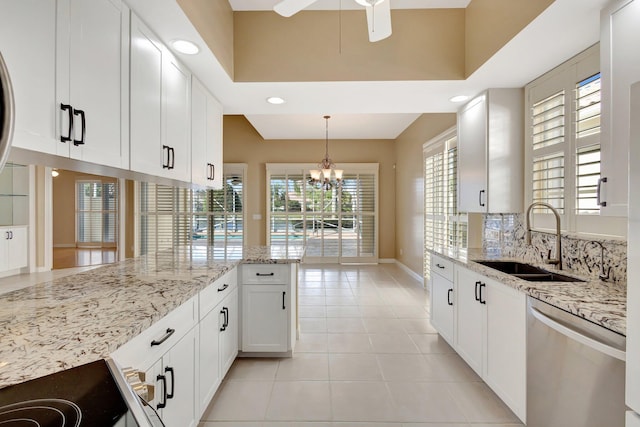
(266, 163, 378, 263)
(424, 128, 467, 282)
(524, 45, 619, 236)
(76, 180, 117, 247)
(137, 165, 246, 257)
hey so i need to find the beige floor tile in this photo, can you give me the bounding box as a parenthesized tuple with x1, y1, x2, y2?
(327, 333, 373, 353)
(363, 318, 406, 333)
(368, 334, 420, 354)
(227, 358, 280, 380)
(323, 281, 352, 289)
(387, 382, 468, 423)
(199, 423, 263, 427)
(445, 382, 520, 423)
(325, 288, 354, 296)
(400, 424, 468, 427)
(263, 423, 332, 427)
(331, 381, 398, 422)
(326, 318, 366, 333)
(325, 296, 358, 306)
(299, 282, 324, 289)
(376, 354, 439, 381)
(392, 306, 430, 319)
(299, 306, 327, 318)
(295, 333, 329, 353)
(359, 305, 397, 318)
(299, 288, 326, 296)
(300, 296, 327, 306)
(422, 354, 482, 382)
(299, 318, 328, 333)
(354, 295, 387, 306)
(276, 353, 329, 380)
(409, 334, 456, 354)
(335, 424, 401, 427)
(201, 380, 273, 421)
(265, 381, 332, 421)
(399, 318, 438, 334)
(326, 306, 361, 318)
(329, 353, 383, 380)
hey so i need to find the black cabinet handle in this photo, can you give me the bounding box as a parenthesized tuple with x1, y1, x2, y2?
(156, 374, 167, 409)
(206, 162, 215, 180)
(72, 109, 85, 146)
(479, 190, 485, 207)
(256, 272, 275, 277)
(162, 145, 170, 169)
(164, 367, 175, 399)
(282, 291, 286, 310)
(211, 163, 215, 180)
(474, 281, 481, 302)
(597, 177, 608, 207)
(436, 263, 445, 269)
(220, 308, 228, 331)
(150, 328, 175, 346)
(217, 283, 229, 292)
(168, 146, 175, 169)
(5, 231, 9, 240)
(60, 104, 73, 143)
(447, 288, 453, 306)
(479, 283, 486, 304)
(9, 231, 13, 239)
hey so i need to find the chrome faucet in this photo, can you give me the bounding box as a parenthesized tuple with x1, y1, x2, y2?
(525, 202, 562, 270)
(584, 240, 611, 281)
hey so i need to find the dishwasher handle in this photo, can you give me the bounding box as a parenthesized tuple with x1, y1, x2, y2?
(530, 306, 626, 361)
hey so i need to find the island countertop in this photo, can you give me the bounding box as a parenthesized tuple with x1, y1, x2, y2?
(0, 245, 303, 388)
(430, 247, 626, 336)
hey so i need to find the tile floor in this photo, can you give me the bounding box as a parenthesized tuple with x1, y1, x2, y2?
(199, 263, 524, 427)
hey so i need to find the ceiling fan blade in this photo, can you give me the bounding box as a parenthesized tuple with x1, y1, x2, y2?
(365, 0, 392, 42)
(274, 0, 319, 17)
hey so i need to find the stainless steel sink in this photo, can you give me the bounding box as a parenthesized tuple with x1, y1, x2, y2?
(474, 260, 585, 282)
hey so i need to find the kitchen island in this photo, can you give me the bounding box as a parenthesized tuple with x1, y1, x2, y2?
(0, 245, 303, 388)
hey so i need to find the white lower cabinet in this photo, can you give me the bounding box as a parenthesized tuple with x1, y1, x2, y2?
(0, 226, 28, 274)
(431, 263, 527, 423)
(430, 255, 455, 346)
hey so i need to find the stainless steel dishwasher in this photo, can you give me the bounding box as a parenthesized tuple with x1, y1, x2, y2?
(527, 296, 626, 427)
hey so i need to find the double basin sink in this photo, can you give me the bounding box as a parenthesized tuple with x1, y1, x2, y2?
(474, 260, 585, 283)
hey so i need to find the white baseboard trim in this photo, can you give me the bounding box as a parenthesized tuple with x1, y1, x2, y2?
(394, 260, 424, 284)
(378, 258, 395, 264)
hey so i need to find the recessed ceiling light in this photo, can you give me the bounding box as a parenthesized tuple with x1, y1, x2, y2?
(450, 95, 470, 103)
(267, 97, 286, 105)
(171, 40, 200, 55)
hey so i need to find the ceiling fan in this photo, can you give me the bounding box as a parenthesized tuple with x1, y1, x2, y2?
(273, 0, 392, 42)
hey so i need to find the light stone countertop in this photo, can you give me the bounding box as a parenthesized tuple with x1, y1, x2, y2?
(0, 245, 303, 388)
(431, 247, 626, 336)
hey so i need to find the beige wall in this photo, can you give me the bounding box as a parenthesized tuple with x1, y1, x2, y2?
(177, 0, 234, 78)
(394, 114, 457, 275)
(52, 170, 118, 247)
(223, 115, 396, 259)
(234, 9, 465, 82)
(465, 0, 554, 76)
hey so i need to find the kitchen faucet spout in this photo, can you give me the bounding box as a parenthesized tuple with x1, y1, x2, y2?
(525, 201, 562, 270)
(584, 240, 611, 281)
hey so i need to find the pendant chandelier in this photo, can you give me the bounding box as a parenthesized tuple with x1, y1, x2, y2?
(310, 115, 343, 190)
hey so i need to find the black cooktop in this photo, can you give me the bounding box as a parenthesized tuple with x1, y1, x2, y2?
(0, 359, 129, 426)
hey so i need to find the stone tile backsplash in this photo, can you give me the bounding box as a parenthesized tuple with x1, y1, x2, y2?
(483, 214, 627, 284)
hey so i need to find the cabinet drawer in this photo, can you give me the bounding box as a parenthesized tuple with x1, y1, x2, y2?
(431, 254, 454, 282)
(111, 296, 197, 371)
(199, 268, 237, 320)
(242, 264, 288, 284)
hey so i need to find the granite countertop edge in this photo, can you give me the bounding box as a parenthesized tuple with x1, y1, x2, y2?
(429, 248, 626, 337)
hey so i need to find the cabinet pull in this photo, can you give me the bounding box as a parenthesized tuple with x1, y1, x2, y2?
(5, 231, 9, 240)
(282, 291, 286, 310)
(162, 145, 170, 169)
(156, 374, 167, 409)
(164, 367, 175, 399)
(217, 283, 229, 292)
(479, 190, 485, 207)
(447, 288, 453, 306)
(60, 104, 73, 143)
(168, 146, 175, 170)
(220, 308, 228, 331)
(479, 282, 486, 305)
(436, 263, 445, 269)
(597, 177, 608, 207)
(474, 281, 481, 302)
(9, 231, 12, 239)
(256, 272, 275, 277)
(150, 328, 175, 346)
(210, 163, 215, 180)
(72, 109, 86, 146)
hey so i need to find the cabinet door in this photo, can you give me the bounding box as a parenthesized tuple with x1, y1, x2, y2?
(197, 306, 221, 417)
(63, 0, 127, 168)
(207, 94, 224, 190)
(242, 284, 288, 352)
(220, 287, 239, 376)
(0, 0, 57, 154)
(628, 411, 640, 427)
(601, 0, 640, 216)
(0, 229, 8, 272)
(430, 273, 454, 345)
(7, 226, 28, 271)
(162, 327, 196, 427)
(191, 78, 209, 187)
(162, 55, 191, 182)
(457, 95, 488, 213)
(484, 277, 527, 423)
(455, 267, 485, 376)
(130, 14, 163, 177)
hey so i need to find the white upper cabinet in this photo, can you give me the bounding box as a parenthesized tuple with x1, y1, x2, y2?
(0, 0, 129, 168)
(191, 78, 223, 189)
(457, 89, 524, 213)
(600, 0, 640, 217)
(130, 14, 191, 183)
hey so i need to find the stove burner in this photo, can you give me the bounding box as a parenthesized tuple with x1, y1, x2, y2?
(0, 399, 82, 426)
